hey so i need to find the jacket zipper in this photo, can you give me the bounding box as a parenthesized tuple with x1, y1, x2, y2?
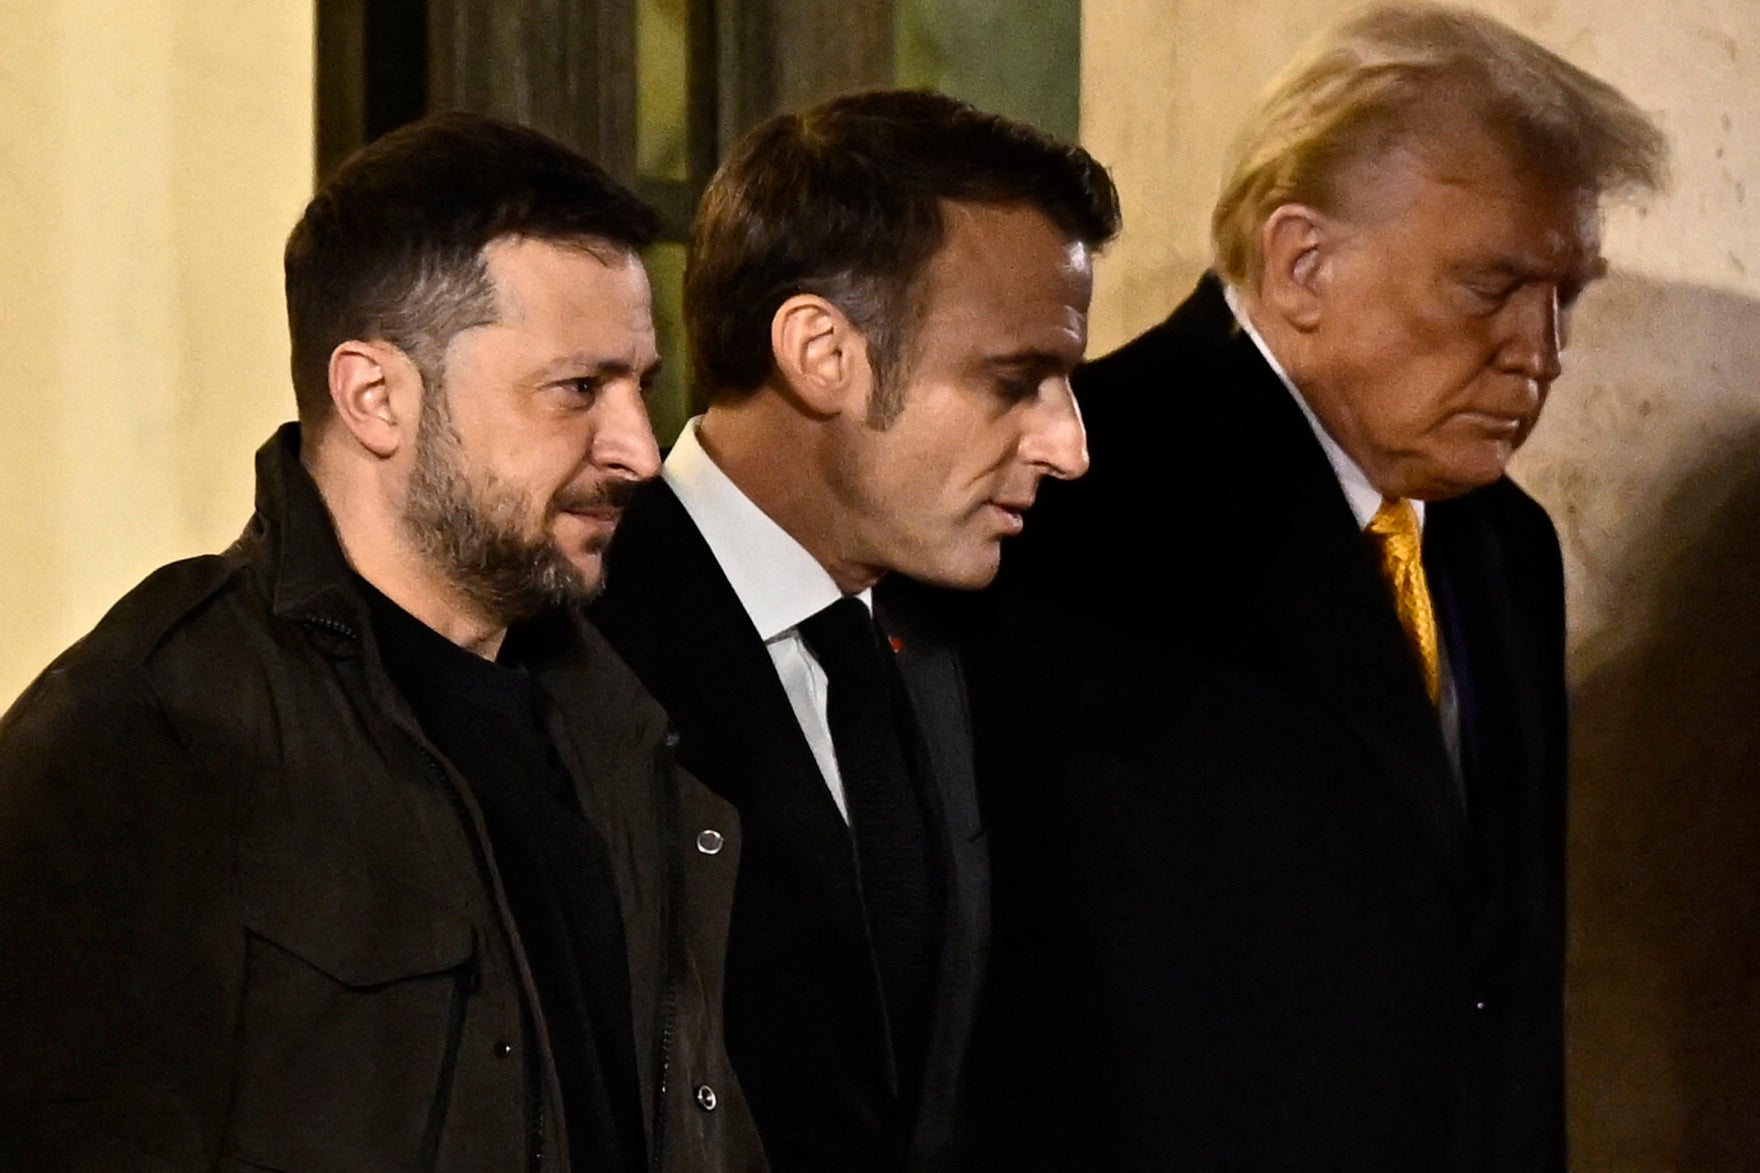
(648, 737, 684, 1172)
(299, 613, 359, 643)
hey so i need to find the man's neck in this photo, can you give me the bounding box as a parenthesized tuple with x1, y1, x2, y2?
(696, 402, 881, 595)
(1224, 283, 1397, 530)
(305, 446, 509, 658)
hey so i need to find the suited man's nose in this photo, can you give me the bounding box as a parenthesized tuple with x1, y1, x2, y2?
(1500, 289, 1564, 384)
(1022, 380, 1090, 481)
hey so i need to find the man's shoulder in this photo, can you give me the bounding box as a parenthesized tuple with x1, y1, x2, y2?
(598, 477, 702, 587)
(1448, 475, 1563, 564)
(1077, 274, 1238, 390)
(1431, 477, 1566, 652)
(1069, 276, 1276, 480)
(593, 478, 742, 642)
(556, 608, 676, 729)
(8, 551, 256, 713)
(1476, 473, 1557, 527)
(587, 481, 750, 727)
(0, 550, 270, 832)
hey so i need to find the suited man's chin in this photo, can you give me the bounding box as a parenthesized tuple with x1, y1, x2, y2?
(896, 542, 1004, 592)
(1380, 445, 1516, 502)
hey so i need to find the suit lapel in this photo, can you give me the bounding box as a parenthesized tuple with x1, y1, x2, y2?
(614, 485, 863, 918)
(874, 581, 979, 841)
(874, 580, 989, 1147)
(591, 483, 895, 1082)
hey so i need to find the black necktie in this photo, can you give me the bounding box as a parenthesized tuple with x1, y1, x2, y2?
(798, 596, 944, 1102)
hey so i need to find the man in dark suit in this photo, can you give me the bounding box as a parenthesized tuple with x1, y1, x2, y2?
(589, 91, 1119, 1170)
(974, 7, 1667, 1170)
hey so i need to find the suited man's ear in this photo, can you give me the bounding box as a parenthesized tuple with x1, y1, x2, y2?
(1257, 204, 1333, 333)
(770, 294, 873, 418)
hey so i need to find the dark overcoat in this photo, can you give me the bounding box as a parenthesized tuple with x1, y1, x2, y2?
(974, 275, 1568, 1172)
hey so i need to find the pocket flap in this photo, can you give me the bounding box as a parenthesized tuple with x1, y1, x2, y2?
(244, 870, 476, 988)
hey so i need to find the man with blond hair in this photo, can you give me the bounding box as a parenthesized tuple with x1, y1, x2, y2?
(975, 6, 1666, 1169)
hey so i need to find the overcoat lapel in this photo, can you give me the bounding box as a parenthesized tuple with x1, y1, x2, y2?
(1197, 298, 1478, 907)
(1426, 496, 1554, 953)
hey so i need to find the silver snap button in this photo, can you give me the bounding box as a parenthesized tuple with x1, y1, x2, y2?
(696, 828, 725, 855)
(695, 1083, 718, 1111)
(494, 1040, 513, 1058)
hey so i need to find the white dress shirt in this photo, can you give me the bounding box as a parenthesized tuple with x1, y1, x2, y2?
(663, 416, 864, 821)
(1224, 286, 1463, 776)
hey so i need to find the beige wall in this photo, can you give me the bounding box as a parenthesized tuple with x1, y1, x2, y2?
(0, 1, 314, 707)
(1082, 2, 1760, 1167)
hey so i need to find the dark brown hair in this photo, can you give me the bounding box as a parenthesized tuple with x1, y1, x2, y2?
(284, 112, 660, 423)
(685, 89, 1121, 419)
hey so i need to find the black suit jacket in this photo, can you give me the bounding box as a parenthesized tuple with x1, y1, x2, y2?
(973, 275, 1568, 1171)
(590, 481, 990, 1171)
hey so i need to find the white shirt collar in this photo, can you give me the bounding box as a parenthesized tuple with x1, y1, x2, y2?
(662, 416, 867, 640)
(1222, 283, 1421, 532)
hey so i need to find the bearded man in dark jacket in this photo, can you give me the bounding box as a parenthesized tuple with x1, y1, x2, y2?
(0, 114, 763, 1172)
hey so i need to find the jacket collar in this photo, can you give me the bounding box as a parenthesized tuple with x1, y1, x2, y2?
(250, 422, 612, 672)
(249, 422, 376, 636)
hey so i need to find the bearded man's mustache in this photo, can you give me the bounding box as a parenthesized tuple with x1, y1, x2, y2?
(551, 478, 639, 517)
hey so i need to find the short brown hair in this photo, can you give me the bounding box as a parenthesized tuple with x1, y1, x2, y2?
(685, 89, 1121, 421)
(1212, 3, 1668, 289)
(284, 112, 660, 424)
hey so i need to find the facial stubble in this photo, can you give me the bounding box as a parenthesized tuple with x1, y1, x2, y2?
(401, 388, 630, 626)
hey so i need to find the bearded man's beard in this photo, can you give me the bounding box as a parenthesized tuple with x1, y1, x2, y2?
(401, 393, 628, 626)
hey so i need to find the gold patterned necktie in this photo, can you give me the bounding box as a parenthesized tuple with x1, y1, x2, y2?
(1366, 497, 1442, 704)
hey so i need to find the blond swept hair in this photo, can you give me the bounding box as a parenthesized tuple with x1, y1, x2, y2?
(1212, 3, 1668, 289)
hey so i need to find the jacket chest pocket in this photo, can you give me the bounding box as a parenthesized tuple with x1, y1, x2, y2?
(225, 886, 479, 1172)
